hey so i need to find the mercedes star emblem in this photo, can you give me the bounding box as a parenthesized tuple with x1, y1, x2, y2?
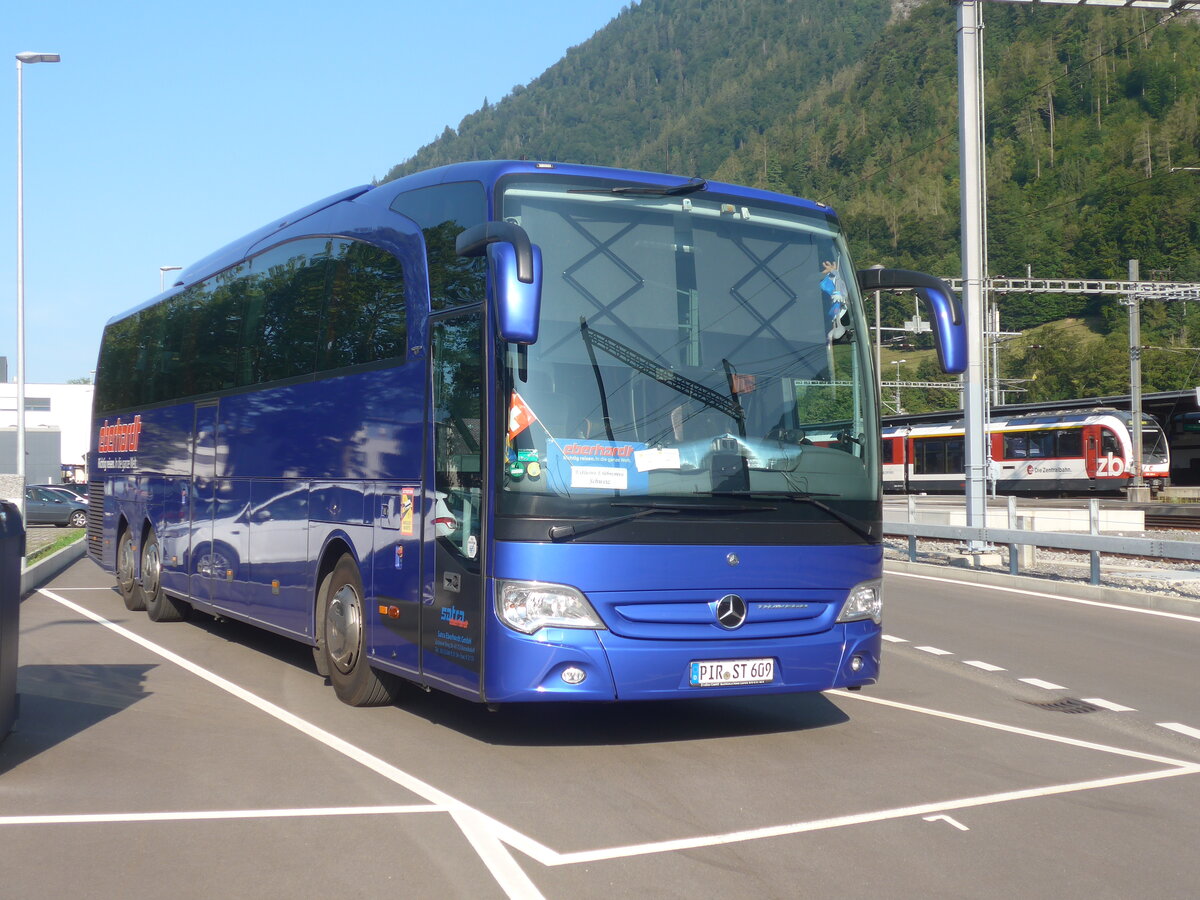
(715, 594, 748, 629)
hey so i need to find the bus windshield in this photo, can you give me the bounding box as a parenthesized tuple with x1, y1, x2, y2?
(496, 176, 878, 529)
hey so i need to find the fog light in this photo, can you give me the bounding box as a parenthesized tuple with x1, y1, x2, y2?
(849, 655, 864, 673)
(561, 666, 586, 685)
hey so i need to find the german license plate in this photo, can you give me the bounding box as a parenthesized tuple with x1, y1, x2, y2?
(689, 658, 774, 687)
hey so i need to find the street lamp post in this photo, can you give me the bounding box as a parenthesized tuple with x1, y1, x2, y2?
(14, 51, 61, 532)
(892, 359, 907, 415)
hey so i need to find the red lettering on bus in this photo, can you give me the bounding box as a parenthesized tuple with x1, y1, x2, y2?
(98, 415, 142, 453)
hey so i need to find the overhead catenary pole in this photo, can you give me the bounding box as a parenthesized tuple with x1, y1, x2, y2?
(956, 2, 988, 549)
(1128, 258, 1149, 501)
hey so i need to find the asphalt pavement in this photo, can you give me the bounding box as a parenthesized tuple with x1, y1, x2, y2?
(2, 557, 1199, 898)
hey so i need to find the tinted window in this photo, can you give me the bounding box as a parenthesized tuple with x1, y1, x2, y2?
(945, 437, 964, 474)
(1101, 428, 1119, 456)
(913, 437, 963, 475)
(245, 239, 332, 383)
(914, 438, 942, 475)
(389, 182, 487, 310)
(95, 315, 140, 413)
(320, 239, 407, 371)
(95, 238, 409, 414)
(191, 265, 249, 394)
(1056, 428, 1082, 457)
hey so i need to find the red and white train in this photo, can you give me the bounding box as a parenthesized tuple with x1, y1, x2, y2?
(882, 408, 1170, 495)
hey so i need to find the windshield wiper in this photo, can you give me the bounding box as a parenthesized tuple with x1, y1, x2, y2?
(710, 491, 876, 542)
(548, 498, 768, 542)
(568, 177, 707, 197)
(548, 505, 678, 542)
(580, 319, 746, 435)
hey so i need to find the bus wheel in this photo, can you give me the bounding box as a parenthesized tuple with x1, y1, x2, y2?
(312, 566, 333, 678)
(142, 530, 190, 622)
(117, 528, 146, 611)
(322, 555, 399, 707)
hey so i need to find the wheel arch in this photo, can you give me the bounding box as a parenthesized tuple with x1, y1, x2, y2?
(312, 532, 360, 630)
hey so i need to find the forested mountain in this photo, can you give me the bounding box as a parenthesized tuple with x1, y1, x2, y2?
(382, 0, 1200, 409)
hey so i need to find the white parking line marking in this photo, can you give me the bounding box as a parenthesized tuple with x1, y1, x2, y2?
(1020, 678, 1066, 691)
(923, 814, 969, 831)
(1158, 722, 1200, 741)
(887, 570, 1200, 624)
(1083, 699, 1136, 712)
(547, 765, 1200, 865)
(37, 589, 549, 899)
(829, 690, 1192, 767)
(963, 661, 1005, 672)
(916, 646, 953, 656)
(882, 635, 908, 643)
(0, 805, 441, 827)
(452, 806, 547, 898)
(31, 587, 1200, 877)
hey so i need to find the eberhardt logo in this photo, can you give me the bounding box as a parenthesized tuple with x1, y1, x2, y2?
(98, 415, 143, 453)
(560, 442, 635, 458)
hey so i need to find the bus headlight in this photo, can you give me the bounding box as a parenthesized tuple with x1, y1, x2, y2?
(496, 580, 605, 634)
(836, 579, 882, 625)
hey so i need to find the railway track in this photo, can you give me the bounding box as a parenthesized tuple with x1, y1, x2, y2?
(1138, 505, 1200, 532)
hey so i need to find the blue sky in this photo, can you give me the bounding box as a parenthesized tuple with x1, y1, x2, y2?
(4, 1, 631, 384)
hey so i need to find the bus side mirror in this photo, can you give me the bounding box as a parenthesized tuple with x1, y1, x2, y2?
(456, 221, 543, 345)
(857, 267, 966, 375)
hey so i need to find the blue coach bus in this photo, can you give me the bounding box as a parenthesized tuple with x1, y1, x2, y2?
(88, 160, 965, 706)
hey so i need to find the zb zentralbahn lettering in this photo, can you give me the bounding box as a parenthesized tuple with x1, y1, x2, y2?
(89, 160, 966, 708)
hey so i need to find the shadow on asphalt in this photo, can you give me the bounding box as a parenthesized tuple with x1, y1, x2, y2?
(388, 685, 851, 747)
(0, 664, 155, 774)
(93, 596, 854, 749)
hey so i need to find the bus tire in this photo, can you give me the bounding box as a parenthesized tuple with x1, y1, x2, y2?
(321, 554, 399, 707)
(117, 527, 146, 611)
(312, 566, 333, 679)
(142, 530, 190, 622)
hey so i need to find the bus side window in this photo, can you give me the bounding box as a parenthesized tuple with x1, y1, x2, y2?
(321, 240, 408, 372)
(245, 238, 330, 385)
(389, 181, 487, 311)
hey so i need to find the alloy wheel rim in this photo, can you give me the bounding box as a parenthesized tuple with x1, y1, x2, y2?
(325, 583, 362, 674)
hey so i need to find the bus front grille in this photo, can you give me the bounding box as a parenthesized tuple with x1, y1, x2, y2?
(86, 481, 104, 560)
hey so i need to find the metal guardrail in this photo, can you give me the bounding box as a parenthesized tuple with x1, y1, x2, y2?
(883, 496, 1200, 585)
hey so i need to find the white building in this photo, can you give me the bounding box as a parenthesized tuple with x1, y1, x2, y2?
(0, 378, 94, 485)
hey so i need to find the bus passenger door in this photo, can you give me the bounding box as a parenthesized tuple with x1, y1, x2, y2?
(370, 483, 421, 677)
(189, 402, 219, 604)
(422, 311, 485, 698)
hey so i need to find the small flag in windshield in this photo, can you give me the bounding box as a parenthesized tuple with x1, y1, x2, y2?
(507, 392, 537, 441)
